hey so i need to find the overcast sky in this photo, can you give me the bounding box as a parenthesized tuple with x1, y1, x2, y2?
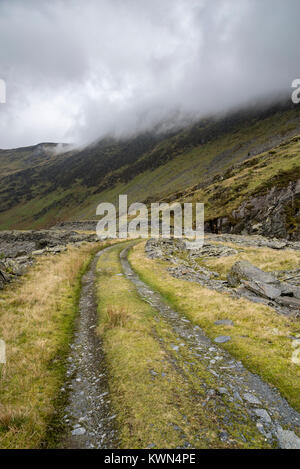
(0, 0, 299, 149)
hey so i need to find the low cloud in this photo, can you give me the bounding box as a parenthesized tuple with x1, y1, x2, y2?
(0, 0, 299, 148)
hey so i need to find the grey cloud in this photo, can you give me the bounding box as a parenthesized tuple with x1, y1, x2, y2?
(0, 0, 299, 148)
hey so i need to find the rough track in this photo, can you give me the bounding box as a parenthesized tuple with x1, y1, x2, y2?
(120, 246, 300, 449)
(62, 246, 117, 449)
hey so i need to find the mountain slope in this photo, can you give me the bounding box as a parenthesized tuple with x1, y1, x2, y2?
(0, 100, 299, 235)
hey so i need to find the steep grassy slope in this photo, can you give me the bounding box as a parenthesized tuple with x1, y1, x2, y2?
(170, 134, 300, 236)
(0, 101, 299, 230)
(0, 143, 72, 177)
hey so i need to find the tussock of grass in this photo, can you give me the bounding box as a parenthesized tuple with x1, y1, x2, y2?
(96, 243, 268, 449)
(101, 305, 130, 330)
(0, 243, 100, 449)
(129, 242, 300, 413)
(0, 407, 27, 434)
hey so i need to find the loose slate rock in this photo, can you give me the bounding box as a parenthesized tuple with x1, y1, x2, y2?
(71, 427, 86, 436)
(243, 393, 262, 405)
(254, 409, 272, 423)
(227, 260, 279, 288)
(214, 335, 231, 344)
(218, 387, 228, 395)
(276, 428, 300, 449)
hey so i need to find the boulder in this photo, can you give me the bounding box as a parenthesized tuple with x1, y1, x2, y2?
(227, 260, 280, 288)
(280, 282, 300, 300)
(275, 296, 300, 309)
(276, 428, 300, 449)
(242, 279, 282, 300)
(228, 260, 300, 308)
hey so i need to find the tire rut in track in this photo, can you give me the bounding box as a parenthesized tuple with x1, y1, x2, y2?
(62, 246, 118, 449)
(120, 246, 300, 449)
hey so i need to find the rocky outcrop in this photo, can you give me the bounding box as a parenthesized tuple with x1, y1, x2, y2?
(145, 238, 237, 260)
(227, 260, 300, 311)
(227, 261, 280, 288)
(0, 229, 100, 289)
(0, 229, 98, 258)
(205, 179, 300, 240)
(205, 233, 300, 250)
(145, 237, 300, 316)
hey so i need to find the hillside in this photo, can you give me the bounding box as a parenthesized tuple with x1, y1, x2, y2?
(0, 100, 299, 238)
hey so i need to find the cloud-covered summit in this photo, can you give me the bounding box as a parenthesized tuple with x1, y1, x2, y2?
(0, 0, 299, 148)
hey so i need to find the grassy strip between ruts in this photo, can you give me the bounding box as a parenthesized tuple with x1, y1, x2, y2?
(128, 242, 300, 414)
(96, 242, 268, 449)
(0, 240, 114, 449)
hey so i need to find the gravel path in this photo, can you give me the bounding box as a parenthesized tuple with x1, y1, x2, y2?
(120, 246, 300, 449)
(62, 246, 117, 449)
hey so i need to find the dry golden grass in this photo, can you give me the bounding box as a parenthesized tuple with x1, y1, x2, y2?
(102, 305, 130, 330)
(129, 242, 300, 413)
(0, 243, 99, 449)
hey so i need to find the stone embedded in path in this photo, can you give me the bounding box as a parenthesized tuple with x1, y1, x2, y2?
(254, 409, 272, 423)
(214, 335, 231, 344)
(276, 428, 300, 449)
(243, 393, 262, 405)
(214, 320, 234, 326)
(71, 427, 86, 436)
(218, 387, 228, 395)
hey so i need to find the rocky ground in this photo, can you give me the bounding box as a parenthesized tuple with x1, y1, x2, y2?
(145, 235, 300, 317)
(0, 229, 99, 289)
